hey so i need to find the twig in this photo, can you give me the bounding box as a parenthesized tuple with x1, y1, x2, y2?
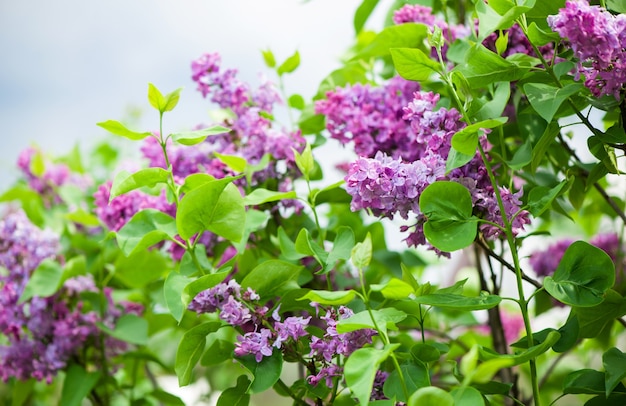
(476, 240, 542, 289)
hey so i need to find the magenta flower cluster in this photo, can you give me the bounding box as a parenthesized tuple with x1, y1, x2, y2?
(333, 87, 530, 253)
(548, 0, 626, 99)
(0, 210, 141, 382)
(187, 52, 306, 189)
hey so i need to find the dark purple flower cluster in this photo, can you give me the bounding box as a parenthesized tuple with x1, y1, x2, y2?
(338, 89, 530, 252)
(548, 0, 626, 99)
(93, 181, 175, 232)
(17, 146, 91, 206)
(529, 232, 624, 277)
(315, 76, 421, 161)
(0, 210, 141, 383)
(307, 305, 377, 387)
(189, 52, 306, 192)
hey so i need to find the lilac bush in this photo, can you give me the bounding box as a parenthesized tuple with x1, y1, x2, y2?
(3, 0, 626, 405)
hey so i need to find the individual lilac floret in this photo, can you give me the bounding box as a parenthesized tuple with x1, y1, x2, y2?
(307, 363, 343, 387)
(93, 181, 175, 232)
(548, 0, 626, 99)
(273, 316, 311, 349)
(315, 76, 421, 161)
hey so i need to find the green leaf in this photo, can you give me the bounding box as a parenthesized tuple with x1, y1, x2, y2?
(60, 364, 101, 406)
(215, 152, 247, 172)
(524, 83, 584, 123)
(527, 22, 560, 46)
(164, 272, 192, 322)
(564, 369, 610, 395)
(240, 260, 302, 299)
(603, 347, 626, 397)
(97, 120, 151, 140)
(110, 168, 170, 200)
(352, 233, 373, 269)
(419, 181, 477, 252)
(201, 338, 235, 366)
(216, 375, 250, 406)
(454, 44, 525, 89)
(148, 83, 182, 113)
(97, 314, 148, 345)
(354, 0, 379, 34)
(507, 138, 533, 170)
(171, 125, 231, 146)
(414, 293, 501, 311)
(544, 241, 615, 307)
(411, 343, 441, 364)
(175, 322, 222, 386)
(371, 278, 415, 300)
(390, 47, 441, 81)
(572, 289, 626, 339)
(345, 345, 399, 406)
(324, 226, 355, 273)
(336, 308, 407, 337)
(474, 0, 533, 40)
(18, 259, 63, 303)
(277, 50, 300, 76)
(176, 179, 245, 241)
(383, 360, 429, 402)
(12, 379, 35, 406)
(531, 121, 559, 173)
(295, 228, 328, 266)
(238, 351, 283, 393)
(116, 209, 178, 256)
(354, 23, 429, 60)
(243, 189, 297, 206)
(288, 94, 305, 110)
(451, 117, 508, 155)
(607, 0, 626, 13)
(408, 386, 454, 406)
(293, 143, 314, 180)
(0, 185, 45, 227)
(261, 49, 276, 68)
(299, 290, 358, 305)
(451, 386, 485, 406)
(527, 180, 569, 217)
(446, 148, 475, 173)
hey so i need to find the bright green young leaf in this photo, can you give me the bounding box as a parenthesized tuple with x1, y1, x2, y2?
(354, 0, 379, 34)
(116, 209, 178, 256)
(240, 260, 302, 299)
(288, 94, 305, 110)
(323, 226, 355, 273)
(383, 361, 430, 402)
(97, 120, 151, 141)
(295, 228, 328, 266)
(603, 347, 626, 397)
(175, 322, 222, 386)
(293, 143, 314, 180)
(351, 233, 372, 269)
(524, 83, 584, 123)
(607, 0, 626, 13)
(419, 181, 477, 252)
(176, 179, 245, 242)
(29, 150, 45, 177)
(19, 259, 62, 303)
(336, 307, 407, 337)
(474, 0, 534, 40)
(413, 293, 501, 311)
(261, 49, 276, 68)
(354, 23, 429, 60)
(370, 278, 414, 300)
(454, 44, 524, 89)
(451, 117, 508, 155)
(243, 189, 297, 206)
(408, 386, 454, 406)
(299, 290, 358, 305)
(232, 209, 270, 253)
(390, 47, 441, 81)
(114, 249, 168, 289)
(179, 173, 217, 194)
(277, 50, 300, 76)
(345, 345, 399, 406)
(110, 168, 170, 200)
(277, 227, 306, 261)
(171, 125, 231, 146)
(148, 83, 182, 113)
(214, 152, 247, 173)
(164, 272, 192, 322)
(531, 121, 560, 173)
(238, 351, 283, 393)
(0, 185, 45, 227)
(544, 241, 615, 307)
(475, 82, 511, 121)
(451, 386, 485, 406)
(446, 147, 475, 173)
(527, 22, 560, 46)
(97, 314, 148, 345)
(60, 364, 101, 406)
(527, 180, 569, 217)
(216, 375, 251, 406)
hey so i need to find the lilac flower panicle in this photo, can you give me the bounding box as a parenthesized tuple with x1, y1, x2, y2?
(234, 328, 274, 362)
(548, 0, 626, 98)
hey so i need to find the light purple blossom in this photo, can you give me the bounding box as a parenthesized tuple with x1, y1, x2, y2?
(548, 0, 626, 98)
(234, 328, 274, 362)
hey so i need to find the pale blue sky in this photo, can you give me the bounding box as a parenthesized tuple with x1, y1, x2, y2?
(0, 0, 386, 188)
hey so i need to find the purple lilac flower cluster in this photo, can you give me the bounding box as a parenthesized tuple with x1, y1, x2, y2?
(548, 0, 626, 99)
(529, 232, 624, 277)
(17, 146, 91, 206)
(93, 181, 175, 232)
(307, 305, 377, 387)
(338, 89, 530, 253)
(186, 52, 306, 191)
(315, 76, 421, 161)
(0, 210, 142, 382)
(392, 4, 469, 60)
